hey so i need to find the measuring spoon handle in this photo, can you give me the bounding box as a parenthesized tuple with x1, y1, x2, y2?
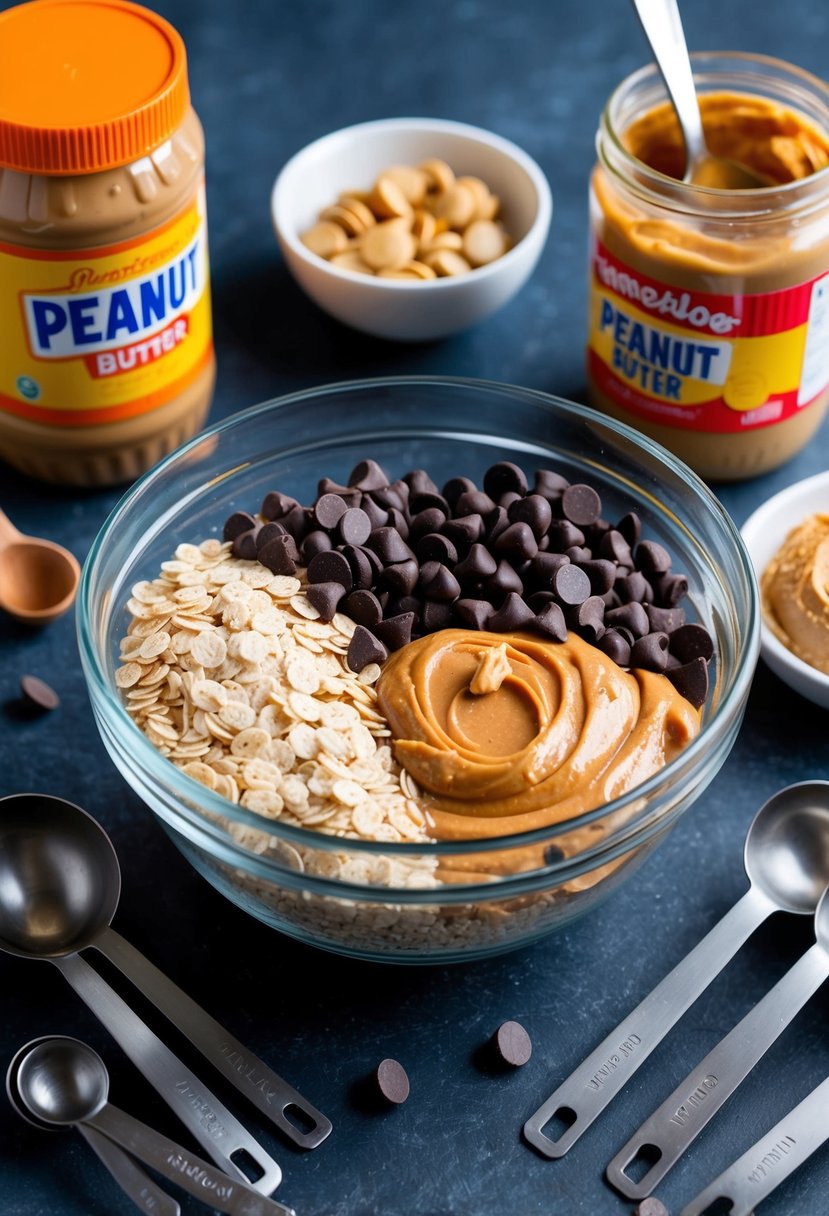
(606, 942, 829, 1199)
(86, 1103, 296, 1216)
(99, 927, 331, 1149)
(79, 1125, 181, 1216)
(523, 887, 772, 1158)
(53, 954, 282, 1195)
(680, 1073, 829, 1216)
(629, 0, 707, 167)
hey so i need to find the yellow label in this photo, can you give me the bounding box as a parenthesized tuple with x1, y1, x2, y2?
(0, 189, 212, 426)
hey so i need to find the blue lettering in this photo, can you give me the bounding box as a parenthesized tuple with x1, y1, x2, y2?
(105, 289, 139, 341)
(140, 276, 166, 327)
(168, 260, 186, 309)
(68, 297, 102, 345)
(599, 299, 615, 331)
(32, 301, 67, 351)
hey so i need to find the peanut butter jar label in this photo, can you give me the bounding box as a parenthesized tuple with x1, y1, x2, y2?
(588, 238, 829, 432)
(0, 190, 212, 426)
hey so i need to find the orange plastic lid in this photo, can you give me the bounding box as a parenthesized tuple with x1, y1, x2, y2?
(0, 0, 190, 175)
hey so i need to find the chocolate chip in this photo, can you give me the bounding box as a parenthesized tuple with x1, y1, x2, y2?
(533, 601, 567, 642)
(374, 612, 416, 651)
(454, 598, 492, 630)
(348, 458, 389, 490)
(260, 490, 298, 521)
(561, 483, 602, 527)
(314, 492, 349, 530)
(564, 545, 592, 564)
(653, 571, 689, 607)
(533, 468, 570, 500)
(223, 511, 256, 542)
(305, 581, 343, 621)
(258, 533, 299, 575)
(341, 544, 373, 590)
(405, 468, 439, 496)
(483, 461, 528, 499)
(344, 589, 383, 627)
(572, 595, 605, 642)
(630, 632, 669, 673)
(667, 657, 709, 708)
(360, 545, 385, 580)
(416, 533, 458, 566)
(554, 563, 591, 606)
(421, 600, 452, 631)
(419, 562, 461, 602)
(530, 552, 570, 589)
(316, 478, 361, 507)
(597, 629, 631, 666)
(360, 495, 389, 531)
(408, 508, 447, 545)
(443, 513, 485, 548)
(617, 511, 642, 548)
(442, 475, 477, 508)
(389, 594, 421, 616)
(374, 1058, 410, 1105)
(409, 490, 449, 515)
(499, 490, 523, 510)
(670, 623, 714, 663)
(599, 529, 633, 567)
(484, 505, 510, 544)
(489, 591, 535, 632)
(635, 540, 672, 575)
(347, 625, 388, 673)
(386, 507, 409, 539)
(455, 543, 497, 581)
(605, 602, 649, 638)
(280, 504, 311, 541)
(300, 530, 333, 562)
(578, 559, 616, 595)
(494, 521, 538, 563)
(307, 549, 353, 591)
(486, 560, 523, 599)
(338, 507, 372, 546)
(232, 527, 260, 560)
(547, 520, 586, 552)
(366, 527, 415, 565)
(646, 605, 686, 633)
(527, 590, 554, 610)
(616, 571, 653, 604)
(20, 674, 59, 712)
(491, 1020, 533, 1067)
(382, 559, 419, 596)
(456, 489, 497, 517)
(255, 521, 288, 552)
(372, 485, 406, 512)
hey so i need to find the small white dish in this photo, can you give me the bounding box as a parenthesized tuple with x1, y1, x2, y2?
(270, 117, 552, 341)
(741, 470, 829, 709)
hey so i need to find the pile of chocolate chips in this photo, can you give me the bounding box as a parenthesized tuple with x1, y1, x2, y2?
(222, 459, 713, 708)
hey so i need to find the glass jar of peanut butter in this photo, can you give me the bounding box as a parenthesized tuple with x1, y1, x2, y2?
(588, 53, 829, 480)
(0, 0, 215, 486)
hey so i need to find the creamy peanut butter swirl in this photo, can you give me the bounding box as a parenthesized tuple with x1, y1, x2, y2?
(376, 629, 700, 841)
(762, 513, 829, 676)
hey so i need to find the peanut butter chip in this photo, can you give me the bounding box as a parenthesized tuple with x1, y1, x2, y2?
(418, 157, 455, 193)
(300, 220, 348, 258)
(361, 220, 417, 270)
(427, 249, 472, 277)
(330, 250, 373, 275)
(369, 176, 413, 220)
(463, 219, 507, 266)
(469, 643, 512, 694)
(432, 183, 476, 229)
(382, 164, 428, 205)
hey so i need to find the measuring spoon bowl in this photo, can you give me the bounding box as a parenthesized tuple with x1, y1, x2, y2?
(0, 509, 80, 625)
(523, 781, 829, 1159)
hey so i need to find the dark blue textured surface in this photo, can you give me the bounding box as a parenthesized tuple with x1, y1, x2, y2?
(2, 2, 829, 1213)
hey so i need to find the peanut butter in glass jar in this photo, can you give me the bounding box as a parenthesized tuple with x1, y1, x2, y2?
(0, 0, 215, 486)
(588, 53, 829, 481)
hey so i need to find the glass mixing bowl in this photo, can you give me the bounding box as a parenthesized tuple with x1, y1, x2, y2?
(78, 377, 759, 963)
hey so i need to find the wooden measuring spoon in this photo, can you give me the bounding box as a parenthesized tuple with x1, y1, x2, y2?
(0, 508, 80, 624)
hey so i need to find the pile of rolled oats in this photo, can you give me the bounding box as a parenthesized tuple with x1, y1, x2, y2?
(115, 538, 437, 890)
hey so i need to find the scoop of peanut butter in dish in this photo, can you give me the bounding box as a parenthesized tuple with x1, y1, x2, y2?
(761, 513, 829, 676)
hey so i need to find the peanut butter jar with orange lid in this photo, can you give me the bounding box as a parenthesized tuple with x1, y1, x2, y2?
(587, 53, 829, 481)
(0, 0, 215, 486)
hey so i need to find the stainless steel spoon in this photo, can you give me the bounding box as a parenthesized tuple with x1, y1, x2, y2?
(606, 883, 829, 1199)
(0, 793, 282, 1192)
(7, 1036, 181, 1216)
(523, 781, 829, 1158)
(11, 1037, 296, 1216)
(630, 0, 769, 188)
(0, 792, 331, 1151)
(680, 1072, 829, 1216)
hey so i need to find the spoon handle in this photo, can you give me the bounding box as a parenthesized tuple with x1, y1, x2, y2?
(0, 508, 23, 546)
(86, 1102, 296, 1216)
(523, 886, 772, 1158)
(99, 927, 332, 1149)
(629, 0, 707, 169)
(680, 1073, 829, 1216)
(79, 1125, 182, 1216)
(53, 954, 283, 1195)
(606, 942, 829, 1199)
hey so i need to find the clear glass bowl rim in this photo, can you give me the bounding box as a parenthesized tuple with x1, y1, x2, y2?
(77, 374, 760, 873)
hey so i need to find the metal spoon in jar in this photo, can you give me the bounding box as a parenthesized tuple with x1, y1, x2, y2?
(523, 780, 829, 1158)
(0, 793, 331, 1152)
(606, 882, 829, 1199)
(0, 508, 80, 625)
(11, 1036, 297, 1216)
(6, 1036, 181, 1216)
(630, 0, 770, 189)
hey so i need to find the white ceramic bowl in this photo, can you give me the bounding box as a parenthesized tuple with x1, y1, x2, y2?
(270, 117, 552, 341)
(741, 470, 829, 709)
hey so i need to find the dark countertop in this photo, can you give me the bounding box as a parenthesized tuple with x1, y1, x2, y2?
(2, 1, 829, 1213)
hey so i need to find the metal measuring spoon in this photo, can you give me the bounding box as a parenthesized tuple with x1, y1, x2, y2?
(7, 1036, 181, 1216)
(680, 1072, 829, 1216)
(606, 884, 829, 1199)
(524, 781, 829, 1158)
(0, 792, 330, 1151)
(0, 508, 80, 625)
(630, 0, 770, 188)
(11, 1037, 297, 1216)
(0, 793, 284, 1191)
